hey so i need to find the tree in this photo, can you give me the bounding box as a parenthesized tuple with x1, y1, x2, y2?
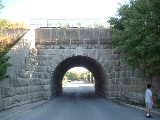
(0, 0, 10, 81)
(108, 0, 160, 77)
(65, 72, 80, 81)
(0, 19, 9, 29)
(0, 0, 4, 10)
(0, 48, 10, 80)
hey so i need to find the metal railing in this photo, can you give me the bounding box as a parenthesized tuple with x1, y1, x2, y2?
(30, 19, 108, 28)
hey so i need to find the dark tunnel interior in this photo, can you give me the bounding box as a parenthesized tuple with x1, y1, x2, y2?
(51, 56, 106, 97)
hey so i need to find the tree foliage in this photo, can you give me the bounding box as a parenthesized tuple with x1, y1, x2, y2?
(65, 72, 80, 80)
(0, 0, 9, 80)
(0, 1, 28, 80)
(108, 0, 160, 77)
(0, 0, 4, 10)
(0, 19, 29, 30)
(0, 48, 11, 80)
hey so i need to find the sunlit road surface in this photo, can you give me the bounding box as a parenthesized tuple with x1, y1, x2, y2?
(13, 81, 160, 120)
(63, 80, 95, 96)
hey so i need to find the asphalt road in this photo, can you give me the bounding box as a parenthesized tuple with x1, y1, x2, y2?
(16, 81, 160, 120)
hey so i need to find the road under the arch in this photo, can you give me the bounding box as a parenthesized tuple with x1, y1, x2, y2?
(62, 80, 95, 97)
(12, 81, 160, 120)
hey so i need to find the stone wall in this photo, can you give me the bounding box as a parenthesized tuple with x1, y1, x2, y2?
(1, 28, 158, 111)
(0, 30, 46, 111)
(35, 28, 147, 104)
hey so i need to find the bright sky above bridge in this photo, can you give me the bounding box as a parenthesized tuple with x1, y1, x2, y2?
(68, 67, 89, 73)
(0, 0, 128, 24)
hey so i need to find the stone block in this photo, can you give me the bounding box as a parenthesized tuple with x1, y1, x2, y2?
(14, 78, 29, 87)
(15, 86, 28, 95)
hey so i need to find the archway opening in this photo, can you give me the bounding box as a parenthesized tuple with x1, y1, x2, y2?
(62, 67, 95, 96)
(52, 56, 106, 97)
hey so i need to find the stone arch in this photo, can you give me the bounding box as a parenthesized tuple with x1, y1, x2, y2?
(51, 55, 106, 97)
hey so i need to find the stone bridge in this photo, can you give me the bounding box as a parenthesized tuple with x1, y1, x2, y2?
(0, 28, 148, 111)
(35, 28, 114, 97)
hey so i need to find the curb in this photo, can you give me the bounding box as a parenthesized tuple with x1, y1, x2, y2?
(0, 100, 48, 120)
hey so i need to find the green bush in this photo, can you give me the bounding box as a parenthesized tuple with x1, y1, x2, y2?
(0, 48, 11, 80)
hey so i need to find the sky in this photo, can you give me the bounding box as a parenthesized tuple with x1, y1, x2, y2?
(0, 0, 128, 72)
(0, 0, 128, 25)
(68, 67, 89, 73)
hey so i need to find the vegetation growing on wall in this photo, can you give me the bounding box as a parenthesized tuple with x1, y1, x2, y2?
(0, 47, 10, 80)
(108, 0, 160, 77)
(0, 21, 28, 80)
(0, 19, 28, 30)
(0, 1, 29, 80)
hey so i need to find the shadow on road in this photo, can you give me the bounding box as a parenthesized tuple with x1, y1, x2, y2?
(10, 81, 160, 120)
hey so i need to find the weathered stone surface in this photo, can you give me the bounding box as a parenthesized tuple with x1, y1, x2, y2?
(34, 28, 147, 104)
(1, 28, 159, 111)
